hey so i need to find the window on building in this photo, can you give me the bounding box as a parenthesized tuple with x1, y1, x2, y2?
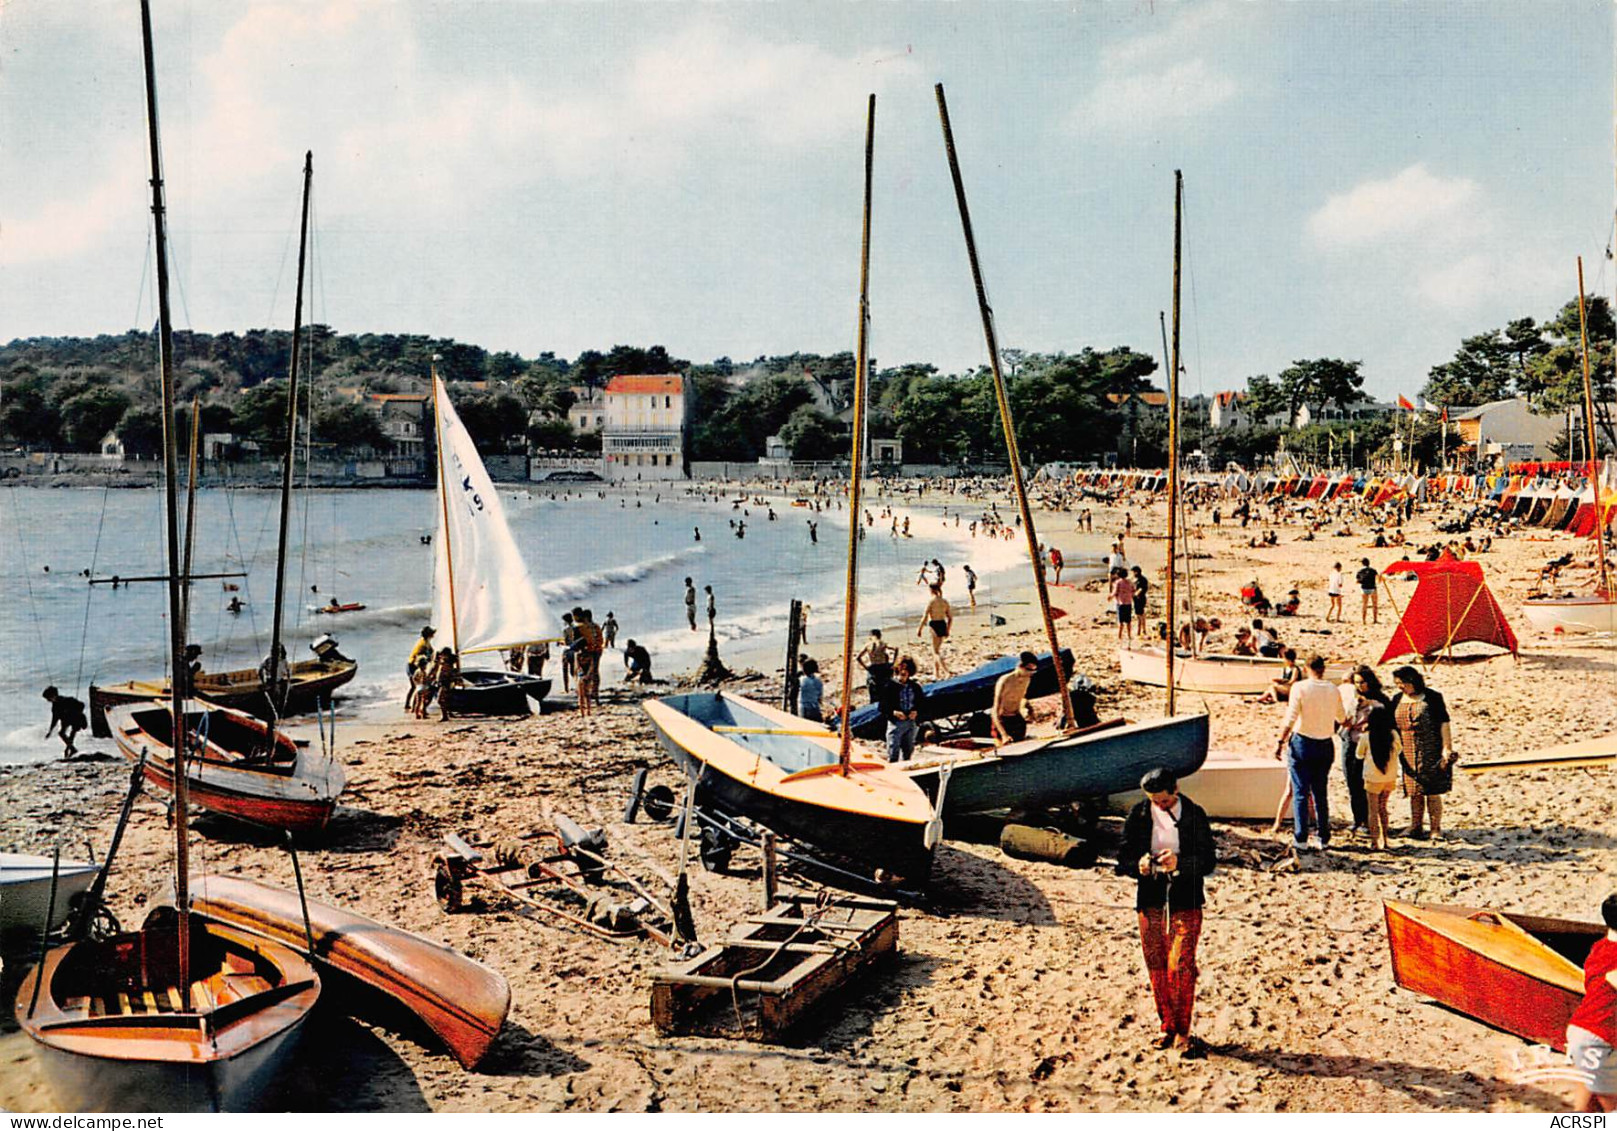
(665, 395, 671, 408)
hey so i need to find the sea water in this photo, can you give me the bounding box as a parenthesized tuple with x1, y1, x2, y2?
(0, 484, 1067, 765)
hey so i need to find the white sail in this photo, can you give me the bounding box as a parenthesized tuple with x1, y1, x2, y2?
(432, 374, 559, 654)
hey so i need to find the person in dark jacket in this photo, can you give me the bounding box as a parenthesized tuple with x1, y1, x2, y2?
(1115, 766, 1217, 1057)
(877, 656, 927, 762)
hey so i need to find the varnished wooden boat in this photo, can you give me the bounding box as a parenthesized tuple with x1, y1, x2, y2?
(1383, 900, 1602, 1050)
(1461, 734, 1616, 774)
(15, 908, 319, 1112)
(1118, 645, 1350, 695)
(188, 873, 510, 1069)
(1, 853, 101, 944)
(643, 691, 937, 887)
(89, 657, 358, 738)
(110, 701, 345, 835)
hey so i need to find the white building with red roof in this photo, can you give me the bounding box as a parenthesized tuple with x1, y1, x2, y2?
(601, 373, 689, 480)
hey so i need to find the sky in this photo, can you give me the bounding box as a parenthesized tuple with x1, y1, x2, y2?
(1, 1, 1612, 403)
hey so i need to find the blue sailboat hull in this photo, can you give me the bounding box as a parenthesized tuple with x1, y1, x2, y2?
(842, 649, 1076, 739)
(905, 713, 1210, 817)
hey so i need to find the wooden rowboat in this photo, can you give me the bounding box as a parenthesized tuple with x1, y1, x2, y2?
(1461, 734, 1616, 774)
(111, 701, 345, 836)
(643, 691, 937, 887)
(15, 908, 319, 1112)
(89, 657, 358, 738)
(188, 873, 510, 1069)
(1383, 900, 1602, 1050)
(1118, 645, 1350, 695)
(1521, 594, 1617, 635)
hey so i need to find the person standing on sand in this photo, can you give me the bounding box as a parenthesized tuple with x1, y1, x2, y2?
(684, 578, 697, 632)
(559, 612, 577, 692)
(1356, 558, 1379, 624)
(705, 585, 716, 629)
(1274, 654, 1346, 852)
(1389, 665, 1457, 840)
(1349, 666, 1397, 851)
(1326, 562, 1344, 623)
(1566, 893, 1617, 1113)
(879, 657, 926, 762)
(428, 648, 460, 722)
(918, 583, 953, 678)
(962, 563, 978, 608)
(991, 651, 1038, 745)
(1111, 567, 1136, 643)
(1116, 767, 1216, 1059)
(1050, 546, 1064, 585)
(858, 629, 893, 704)
(1130, 565, 1149, 623)
(603, 612, 618, 651)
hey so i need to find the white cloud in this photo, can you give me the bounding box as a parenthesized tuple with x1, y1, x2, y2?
(1414, 249, 1564, 314)
(1076, 58, 1238, 133)
(1073, 4, 1243, 133)
(1307, 164, 1486, 250)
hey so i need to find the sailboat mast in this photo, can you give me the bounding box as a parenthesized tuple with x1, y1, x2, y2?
(180, 396, 201, 634)
(1574, 257, 1610, 593)
(431, 364, 462, 654)
(837, 94, 876, 773)
(269, 152, 314, 697)
(1165, 172, 1182, 715)
(138, 0, 191, 1000)
(934, 83, 1076, 729)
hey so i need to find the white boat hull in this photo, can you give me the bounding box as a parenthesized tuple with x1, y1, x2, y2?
(0, 854, 100, 941)
(1118, 646, 1350, 695)
(1106, 749, 1289, 820)
(1521, 596, 1617, 634)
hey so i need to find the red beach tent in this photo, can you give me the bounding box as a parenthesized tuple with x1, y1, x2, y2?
(1379, 551, 1519, 663)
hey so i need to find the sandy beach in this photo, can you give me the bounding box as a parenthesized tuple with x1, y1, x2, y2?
(3, 483, 1613, 1113)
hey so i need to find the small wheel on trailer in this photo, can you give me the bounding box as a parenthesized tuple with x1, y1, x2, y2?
(434, 860, 465, 913)
(642, 784, 677, 822)
(699, 825, 735, 873)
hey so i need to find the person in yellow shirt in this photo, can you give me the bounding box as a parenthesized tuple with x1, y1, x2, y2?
(406, 625, 435, 712)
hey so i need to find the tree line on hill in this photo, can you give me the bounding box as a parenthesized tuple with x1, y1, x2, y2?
(3, 291, 1607, 467)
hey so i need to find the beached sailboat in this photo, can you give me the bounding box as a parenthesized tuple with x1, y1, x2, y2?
(428, 364, 555, 714)
(892, 103, 1208, 816)
(1384, 900, 1603, 1051)
(108, 699, 343, 835)
(15, 8, 320, 1108)
(1522, 258, 1615, 635)
(840, 649, 1075, 740)
(644, 96, 939, 887)
(88, 153, 356, 737)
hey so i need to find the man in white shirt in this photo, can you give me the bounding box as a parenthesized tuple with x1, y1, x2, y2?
(1274, 655, 1347, 851)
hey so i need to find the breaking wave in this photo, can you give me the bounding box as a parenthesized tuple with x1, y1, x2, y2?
(538, 545, 708, 602)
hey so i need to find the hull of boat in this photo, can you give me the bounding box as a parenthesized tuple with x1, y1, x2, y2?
(90, 660, 358, 738)
(904, 713, 1210, 816)
(1105, 749, 1287, 820)
(1119, 646, 1349, 695)
(1521, 596, 1617, 634)
(1462, 733, 1616, 774)
(843, 649, 1075, 739)
(0, 855, 101, 941)
(643, 693, 935, 886)
(443, 670, 548, 715)
(188, 873, 510, 1069)
(14, 914, 319, 1113)
(110, 703, 344, 835)
(1383, 900, 1599, 1051)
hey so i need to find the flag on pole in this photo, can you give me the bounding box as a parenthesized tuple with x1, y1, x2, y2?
(1397, 394, 1415, 412)
(1441, 405, 1449, 423)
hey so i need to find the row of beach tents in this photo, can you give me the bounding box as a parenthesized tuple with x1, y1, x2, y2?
(1046, 460, 1616, 536)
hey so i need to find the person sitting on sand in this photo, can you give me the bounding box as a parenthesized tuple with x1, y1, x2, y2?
(1116, 766, 1216, 1059)
(1276, 589, 1301, 617)
(1256, 648, 1300, 704)
(1231, 628, 1256, 656)
(796, 657, 824, 724)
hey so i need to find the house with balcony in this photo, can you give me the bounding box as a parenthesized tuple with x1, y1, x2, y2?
(365, 393, 429, 460)
(601, 374, 688, 481)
